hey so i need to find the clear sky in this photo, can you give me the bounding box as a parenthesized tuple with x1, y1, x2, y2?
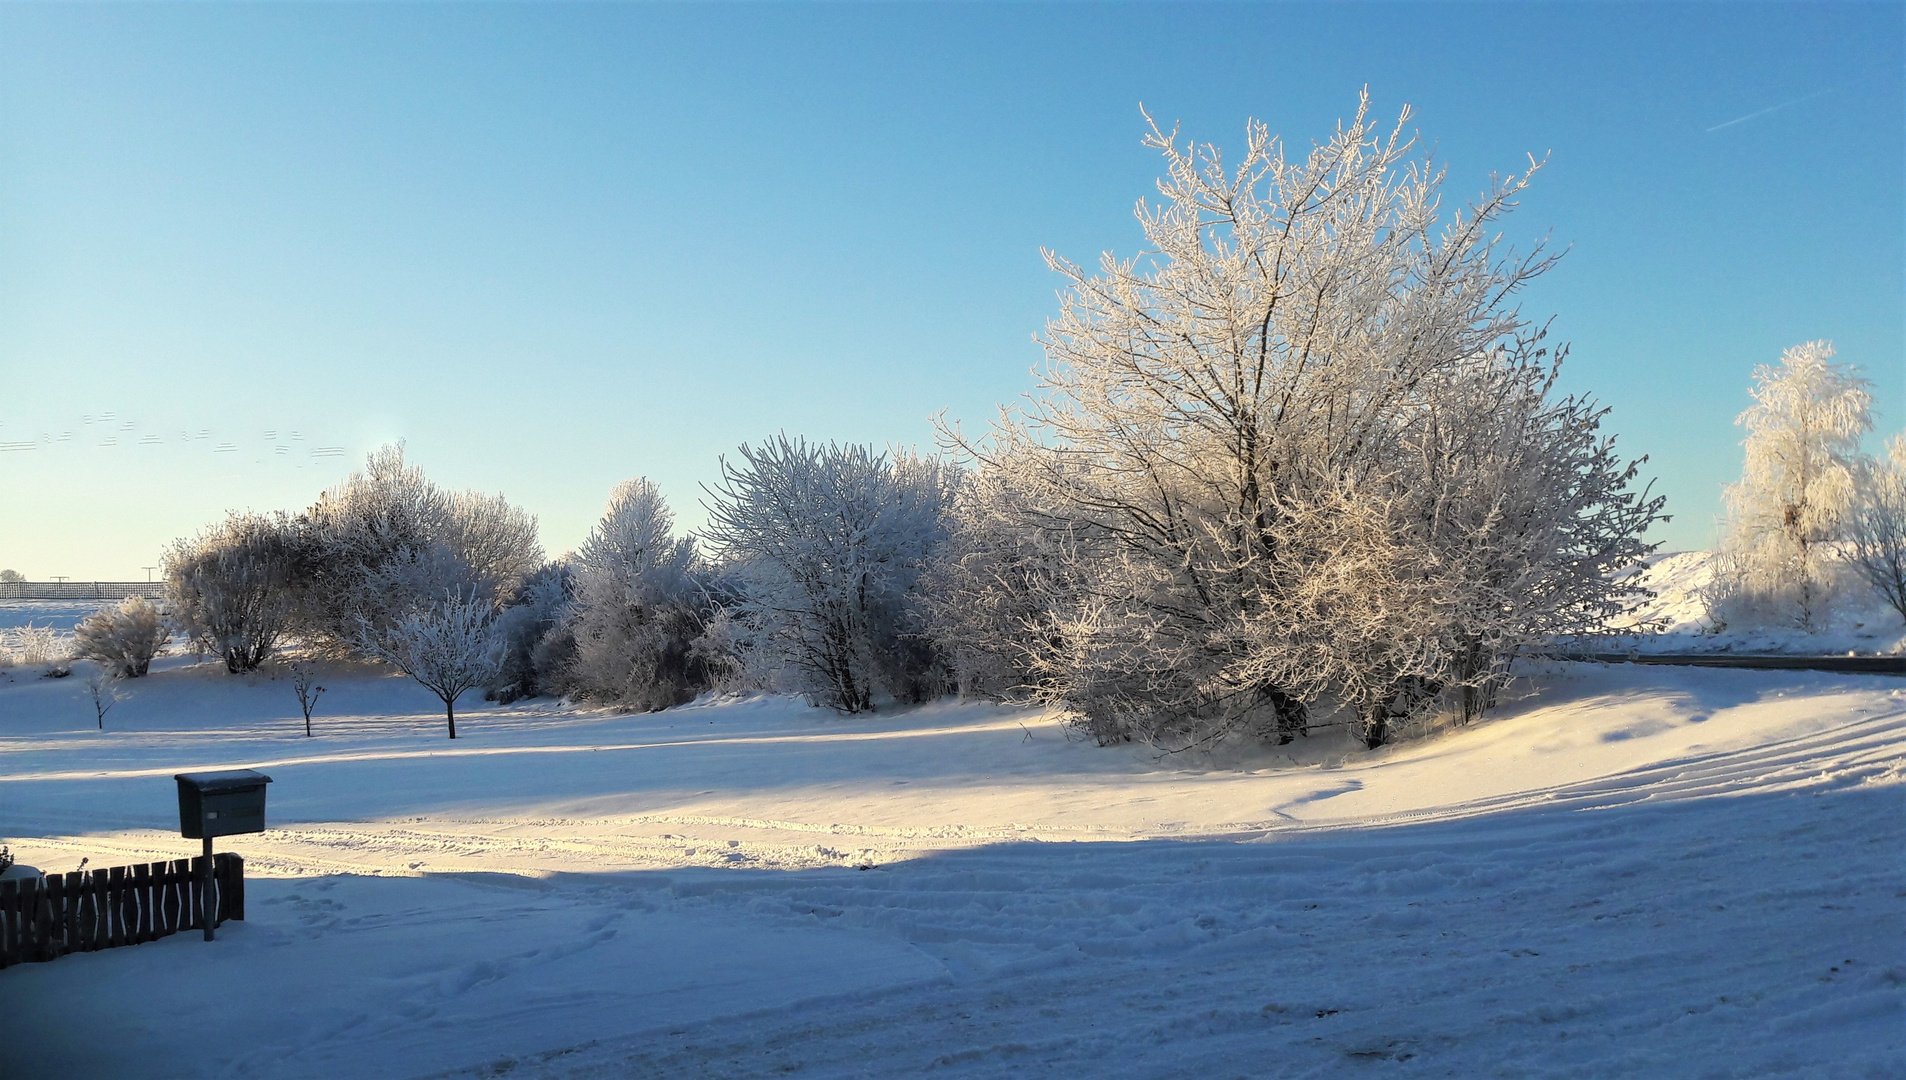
(2, 1, 1900, 579)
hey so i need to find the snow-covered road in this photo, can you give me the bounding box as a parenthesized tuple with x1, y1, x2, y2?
(1, 658, 1901, 1077)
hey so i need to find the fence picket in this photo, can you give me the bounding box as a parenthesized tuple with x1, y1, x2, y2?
(0, 879, 17, 964)
(36, 875, 61, 962)
(130, 863, 150, 943)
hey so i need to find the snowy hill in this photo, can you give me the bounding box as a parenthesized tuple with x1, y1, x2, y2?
(0, 653, 1900, 1078)
(1608, 549, 1906, 655)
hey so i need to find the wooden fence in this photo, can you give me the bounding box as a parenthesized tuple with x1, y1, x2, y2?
(0, 854, 244, 968)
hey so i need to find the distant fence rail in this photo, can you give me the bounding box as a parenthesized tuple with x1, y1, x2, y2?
(0, 582, 166, 601)
(0, 853, 244, 968)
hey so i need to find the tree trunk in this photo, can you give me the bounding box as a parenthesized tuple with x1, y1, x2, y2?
(1362, 706, 1387, 750)
(445, 699, 458, 739)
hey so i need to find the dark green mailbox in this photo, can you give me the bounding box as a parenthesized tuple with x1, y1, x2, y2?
(176, 770, 272, 839)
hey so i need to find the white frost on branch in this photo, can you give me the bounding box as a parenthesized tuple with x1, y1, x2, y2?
(1711, 341, 1873, 630)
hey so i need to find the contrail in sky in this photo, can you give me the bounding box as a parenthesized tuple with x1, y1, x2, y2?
(1705, 88, 1838, 133)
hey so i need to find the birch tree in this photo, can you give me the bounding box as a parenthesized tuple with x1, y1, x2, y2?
(1712, 341, 1872, 629)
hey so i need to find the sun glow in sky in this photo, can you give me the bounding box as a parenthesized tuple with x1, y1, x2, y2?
(1, 2, 1900, 578)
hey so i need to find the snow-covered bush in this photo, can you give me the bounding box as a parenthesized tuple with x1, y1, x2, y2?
(559, 479, 713, 710)
(357, 591, 504, 739)
(72, 596, 170, 677)
(1846, 433, 1906, 624)
(2, 623, 70, 675)
(702, 436, 956, 712)
(938, 95, 1661, 749)
(165, 512, 301, 673)
(1709, 341, 1873, 631)
(301, 445, 542, 650)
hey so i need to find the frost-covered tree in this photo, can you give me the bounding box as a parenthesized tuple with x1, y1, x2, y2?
(0, 569, 23, 583)
(165, 513, 300, 673)
(920, 463, 1088, 701)
(72, 596, 170, 678)
(357, 591, 504, 739)
(488, 563, 572, 703)
(290, 659, 325, 737)
(938, 94, 1662, 749)
(1712, 341, 1872, 630)
(84, 666, 120, 729)
(702, 436, 955, 712)
(1846, 433, 1906, 624)
(302, 445, 542, 648)
(562, 478, 711, 710)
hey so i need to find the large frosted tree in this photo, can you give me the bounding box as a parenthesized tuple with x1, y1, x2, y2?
(936, 94, 1662, 749)
(1713, 341, 1872, 629)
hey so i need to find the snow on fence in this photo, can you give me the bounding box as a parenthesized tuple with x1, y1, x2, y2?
(0, 854, 244, 968)
(0, 582, 166, 601)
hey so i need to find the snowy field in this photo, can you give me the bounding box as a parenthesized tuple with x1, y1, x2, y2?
(0, 599, 106, 635)
(1, 652, 1903, 1078)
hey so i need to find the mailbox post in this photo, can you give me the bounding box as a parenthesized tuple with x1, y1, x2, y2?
(174, 770, 272, 941)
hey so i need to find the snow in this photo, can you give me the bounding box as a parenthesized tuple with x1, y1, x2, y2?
(1609, 549, 1906, 655)
(0, 598, 103, 635)
(1, 645, 1902, 1078)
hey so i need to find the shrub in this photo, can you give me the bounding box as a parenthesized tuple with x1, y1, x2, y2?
(165, 513, 300, 673)
(72, 596, 170, 677)
(488, 564, 572, 703)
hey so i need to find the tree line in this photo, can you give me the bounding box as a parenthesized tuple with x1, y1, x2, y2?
(123, 96, 1680, 748)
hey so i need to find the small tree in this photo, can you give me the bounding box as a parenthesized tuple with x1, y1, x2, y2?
(358, 592, 503, 739)
(1714, 341, 1873, 630)
(1847, 433, 1906, 623)
(85, 667, 121, 729)
(73, 596, 170, 677)
(0, 569, 23, 583)
(289, 659, 326, 737)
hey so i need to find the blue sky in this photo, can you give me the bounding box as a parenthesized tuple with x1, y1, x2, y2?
(1, 2, 1900, 578)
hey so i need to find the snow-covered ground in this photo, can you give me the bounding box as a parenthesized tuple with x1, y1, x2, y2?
(0, 598, 104, 635)
(1, 648, 1901, 1078)
(1606, 549, 1906, 655)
